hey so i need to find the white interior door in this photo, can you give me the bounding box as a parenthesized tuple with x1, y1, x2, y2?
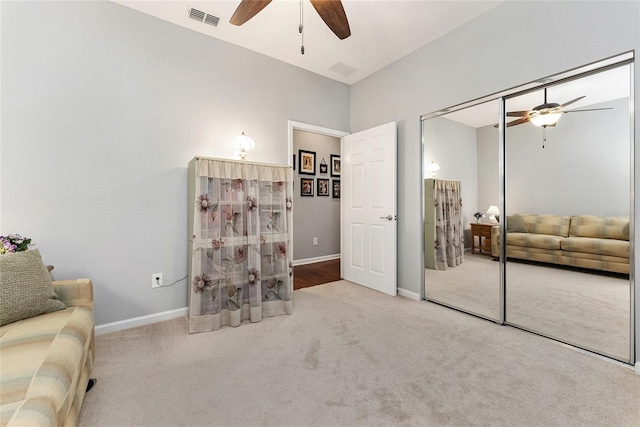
(341, 122, 397, 296)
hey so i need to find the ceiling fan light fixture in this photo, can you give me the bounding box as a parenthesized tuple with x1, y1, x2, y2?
(530, 112, 562, 127)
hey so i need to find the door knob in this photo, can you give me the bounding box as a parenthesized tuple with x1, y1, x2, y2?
(380, 215, 393, 221)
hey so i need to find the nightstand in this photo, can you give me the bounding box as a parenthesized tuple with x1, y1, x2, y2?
(470, 223, 494, 255)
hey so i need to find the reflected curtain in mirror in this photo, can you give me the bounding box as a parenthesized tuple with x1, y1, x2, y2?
(187, 157, 293, 333)
(433, 179, 464, 270)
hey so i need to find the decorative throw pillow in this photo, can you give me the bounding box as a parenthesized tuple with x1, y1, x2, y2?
(623, 221, 630, 241)
(0, 249, 66, 326)
(506, 215, 528, 233)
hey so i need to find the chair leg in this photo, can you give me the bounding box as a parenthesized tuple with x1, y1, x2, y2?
(86, 378, 97, 392)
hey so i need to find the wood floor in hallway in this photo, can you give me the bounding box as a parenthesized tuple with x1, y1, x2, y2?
(293, 258, 341, 290)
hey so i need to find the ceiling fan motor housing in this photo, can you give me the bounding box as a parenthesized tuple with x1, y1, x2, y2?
(533, 102, 560, 111)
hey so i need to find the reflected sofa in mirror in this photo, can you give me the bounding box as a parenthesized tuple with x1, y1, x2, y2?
(501, 64, 632, 362)
(423, 100, 500, 321)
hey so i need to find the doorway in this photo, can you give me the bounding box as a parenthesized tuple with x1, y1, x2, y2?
(290, 120, 399, 295)
(289, 121, 348, 289)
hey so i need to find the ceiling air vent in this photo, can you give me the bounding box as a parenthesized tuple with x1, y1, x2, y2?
(188, 8, 205, 22)
(328, 61, 359, 78)
(188, 7, 220, 27)
(204, 14, 220, 27)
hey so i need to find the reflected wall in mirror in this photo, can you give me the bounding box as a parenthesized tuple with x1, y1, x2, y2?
(502, 64, 632, 362)
(423, 100, 501, 321)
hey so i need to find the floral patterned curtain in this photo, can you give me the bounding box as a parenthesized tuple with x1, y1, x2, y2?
(188, 158, 293, 333)
(434, 179, 464, 270)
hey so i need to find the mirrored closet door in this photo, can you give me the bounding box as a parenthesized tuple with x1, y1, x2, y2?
(503, 63, 633, 363)
(422, 52, 634, 364)
(423, 100, 501, 322)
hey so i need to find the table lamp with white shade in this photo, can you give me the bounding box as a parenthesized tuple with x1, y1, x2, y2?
(486, 205, 500, 224)
(425, 161, 440, 178)
(232, 132, 255, 160)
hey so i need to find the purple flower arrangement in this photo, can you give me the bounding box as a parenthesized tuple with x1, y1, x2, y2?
(0, 234, 33, 255)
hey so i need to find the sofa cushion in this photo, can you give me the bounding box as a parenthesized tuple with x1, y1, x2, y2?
(561, 250, 629, 264)
(518, 214, 571, 237)
(0, 306, 94, 426)
(0, 250, 66, 326)
(561, 236, 630, 258)
(506, 215, 528, 233)
(569, 215, 629, 241)
(506, 232, 564, 250)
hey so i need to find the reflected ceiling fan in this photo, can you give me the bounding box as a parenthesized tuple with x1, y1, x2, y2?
(503, 88, 613, 128)
(230, 0, 351, 45)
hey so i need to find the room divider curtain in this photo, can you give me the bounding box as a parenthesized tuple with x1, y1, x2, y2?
(188, 157, 293, 333)
(434, 179, 464, 270)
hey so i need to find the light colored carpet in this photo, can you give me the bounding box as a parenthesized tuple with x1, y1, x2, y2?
(506, 260, 630, 361)
(425, 254, 501, 319)
(78, 281, 639, 427)
(426, 253, 630, 361)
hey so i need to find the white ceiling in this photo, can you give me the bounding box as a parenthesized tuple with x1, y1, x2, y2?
(114, 0, 502, 85)
(443, 64, 632, 128)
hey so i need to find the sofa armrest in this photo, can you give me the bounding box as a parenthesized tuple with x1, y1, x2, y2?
(53, 279, 94, 311)
(491, 226, 500, 258)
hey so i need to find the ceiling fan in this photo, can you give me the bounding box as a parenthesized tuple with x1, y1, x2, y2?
(502, 88, 612, 128)
(229, 0, 351, 40)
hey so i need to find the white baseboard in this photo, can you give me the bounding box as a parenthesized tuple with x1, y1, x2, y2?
(95, 307, 187, 336)
(397, 288, 421, 301)
(293, 254, 340, 267)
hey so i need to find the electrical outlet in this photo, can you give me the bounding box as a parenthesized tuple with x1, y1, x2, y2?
(152, 273, 163, 288)
(313, 237, 318, 246)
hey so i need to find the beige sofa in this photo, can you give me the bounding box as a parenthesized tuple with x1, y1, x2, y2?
(0, 278, 95, 426)
(491, 214, 630, 274)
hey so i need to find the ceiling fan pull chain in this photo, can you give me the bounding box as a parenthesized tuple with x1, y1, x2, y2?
(543, 127, 546, 148)
(299, 0, 305, 54)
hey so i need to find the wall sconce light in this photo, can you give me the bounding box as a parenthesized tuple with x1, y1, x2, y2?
(232, 132, 255, 160)
(425, 161, 440, 178)
(486, 205, 500, 224)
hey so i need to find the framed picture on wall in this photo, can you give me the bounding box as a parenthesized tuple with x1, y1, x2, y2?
(301, 178, 314, 197)
(332, 180, 340, 198)
(330, 154, 341, 177)
(317, 178, 329, 196)
(299, 150, 316, 175)
(320, 159, 328, 174)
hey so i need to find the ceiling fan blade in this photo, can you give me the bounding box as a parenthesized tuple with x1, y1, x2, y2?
(506, 117, 530, 127)
(564, 107, 614, 113)
(493, 117, 530, 128)
(310, 0, 351, 39)
(507, 111, 531, 117)
(230, 0, 272, 26)
(558, 95, 585, 109)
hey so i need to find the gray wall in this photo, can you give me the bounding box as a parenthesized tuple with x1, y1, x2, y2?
(293, 130, 341, 261)
(0, 1, 349, 325)
(350, 1, 639, 361)
(477, 97, 631, 217)
(423, 116, 478, 230)
(476, 125, 500, 215)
